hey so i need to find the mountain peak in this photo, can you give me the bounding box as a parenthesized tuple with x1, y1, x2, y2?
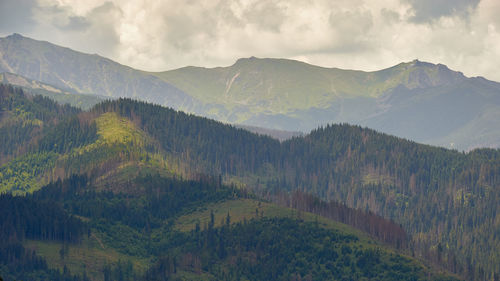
(385, 59, 466, 89)
(411, 59, 432, 67)
(233, 56, 262, 65)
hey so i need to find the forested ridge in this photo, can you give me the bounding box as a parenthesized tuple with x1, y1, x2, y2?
(0, 84, 80, 162)
(0, 85, 498, 280)
(91, 98, 500, 280)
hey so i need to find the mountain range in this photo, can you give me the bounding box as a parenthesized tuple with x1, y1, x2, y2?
(1, 33, 500, 150)
(1, 33, 500, 280)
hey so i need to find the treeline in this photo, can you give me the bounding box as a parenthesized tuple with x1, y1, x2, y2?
(0, 84, 79, 162)
(0, 84, 79, 122)
(33, 174, 243, 231)
(1, 93, 498, 279)
(0, 194, 87, 243)
(0, 193, 89, 281)
(37, 116, 98, 153)
(1, 170, 459, 280)
(267, 190, 407, 249)
(0, 84, 98, 193)
(0, 242, 92, 281)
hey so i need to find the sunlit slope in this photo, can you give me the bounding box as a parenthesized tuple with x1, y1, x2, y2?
(153, 58, 466, 120)
(154, 58, 465, 112)
(0, 109, 173, 194)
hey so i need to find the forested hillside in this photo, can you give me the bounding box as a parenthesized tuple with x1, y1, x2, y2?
(0, 84, 80, 162)
(0, 84, 458, 280)
(91, 98, 500, 280)
(1, 172, 457, 281)
(0, 85, 498, 280)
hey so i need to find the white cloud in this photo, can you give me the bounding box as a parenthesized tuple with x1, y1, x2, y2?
(1, 0, 500, 81)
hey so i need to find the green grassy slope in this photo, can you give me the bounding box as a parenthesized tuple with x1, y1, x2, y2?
(152, 58, 467, 121)
(174, 198, 373, 242)
(154, 58, 463, 107)
(24, 237, 150, 281)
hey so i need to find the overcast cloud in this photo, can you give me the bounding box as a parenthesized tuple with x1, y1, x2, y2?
(1, 0, 500, 81)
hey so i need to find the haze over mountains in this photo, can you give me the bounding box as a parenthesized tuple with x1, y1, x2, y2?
(1, 33, 500, 151)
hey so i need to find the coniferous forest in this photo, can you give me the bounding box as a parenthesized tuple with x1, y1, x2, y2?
(0, 84, 498, 280)
(92, 97, 500, 280)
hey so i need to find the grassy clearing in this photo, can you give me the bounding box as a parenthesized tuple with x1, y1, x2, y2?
(95, 112, 146, 146)
(72, 112, 148, 155)
(174, 199, 454, 278)
(25, 233, 150, 280)
(175, 198, 372, 243)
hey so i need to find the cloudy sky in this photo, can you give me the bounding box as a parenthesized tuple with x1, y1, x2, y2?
(1, 0, 500, 80)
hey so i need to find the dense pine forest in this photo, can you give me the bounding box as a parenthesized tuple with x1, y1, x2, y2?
(0, 84, 498, 280)
(1, 173, 457, 281)
(92, 98, 500, 280)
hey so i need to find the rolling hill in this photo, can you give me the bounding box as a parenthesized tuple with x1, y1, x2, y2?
(1, 34, 500, 150)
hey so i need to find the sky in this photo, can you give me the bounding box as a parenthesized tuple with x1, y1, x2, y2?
(1, 0, 500, 81)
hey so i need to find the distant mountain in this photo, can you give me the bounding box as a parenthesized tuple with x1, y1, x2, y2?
(154, 57, 500, 151)
(1, 34, 500, 151)
(235, 124, 303, 141)
(0, 33, 197, 111)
